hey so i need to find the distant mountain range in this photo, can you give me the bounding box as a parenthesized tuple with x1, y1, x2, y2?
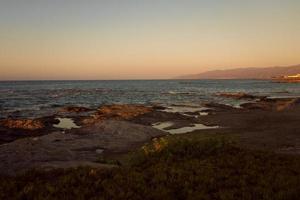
(176, 64, 300, 79)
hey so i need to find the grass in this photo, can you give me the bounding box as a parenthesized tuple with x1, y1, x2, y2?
(0, 133, 300, 200)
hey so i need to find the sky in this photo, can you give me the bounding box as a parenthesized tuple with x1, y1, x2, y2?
(0, 0, 299, 80)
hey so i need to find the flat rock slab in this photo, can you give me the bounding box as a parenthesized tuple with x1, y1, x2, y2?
(0, 120, 166, 176)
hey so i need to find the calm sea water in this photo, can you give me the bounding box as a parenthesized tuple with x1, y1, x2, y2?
(0, 80, 300, 118)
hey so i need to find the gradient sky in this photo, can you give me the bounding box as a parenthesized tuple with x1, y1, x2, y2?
(0, 0, 299, 80)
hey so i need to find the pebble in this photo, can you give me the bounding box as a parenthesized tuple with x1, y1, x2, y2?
(95, 149, 104, 154)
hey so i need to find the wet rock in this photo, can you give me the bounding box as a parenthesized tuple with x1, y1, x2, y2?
(216, 92, 265, 100)
(275, 98, 300, 111)
(130, 110, 200, 130)
(131, 110, 195, 125)
(151, 105, 166, 110)
(241, 98, 300, 111)
(59, 106, 93, 113)
(81, 104, 153, 125)
(0, 120, 166, 175)
(241, 102, 271, 110)
(203, 102, 237, 111)
(42, 116, 60, 126)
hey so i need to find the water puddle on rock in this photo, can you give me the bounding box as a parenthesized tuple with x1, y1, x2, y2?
(199, 112, 209, 116)
(53, 118, 81, 129)
(162, 106, 211, 117)
(163, 106, 209, 113)
(152, 121, 219, 134)
(152, 122, 174, 130)
(182, 112, 209, 118)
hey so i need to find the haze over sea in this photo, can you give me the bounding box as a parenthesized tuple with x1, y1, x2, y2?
(1, 80, 300, 119)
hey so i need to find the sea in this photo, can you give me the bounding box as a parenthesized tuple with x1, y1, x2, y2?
(0, 80, 300, 119)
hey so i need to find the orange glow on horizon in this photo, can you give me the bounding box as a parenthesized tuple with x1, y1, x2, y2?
(0, 0, 299, 80)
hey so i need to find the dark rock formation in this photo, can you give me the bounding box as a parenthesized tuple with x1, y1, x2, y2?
(177, 64, 300, 79)
(0, 117, 59, 144)
(216, 92, 265, 100)
(0, 118, 45, 130)
(59, 106, 93, 113)
(241, 98, 300, 111)
(81, 104, 153, 125)
(0, 120, 166, 175)
(203, 102, 237, 112)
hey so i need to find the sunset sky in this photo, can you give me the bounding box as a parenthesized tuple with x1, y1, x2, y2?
(0, 0, 299, 80)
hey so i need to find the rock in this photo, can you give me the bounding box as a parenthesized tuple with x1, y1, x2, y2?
(0, 116, 59, 131)
(131, 110, 197, 129)
(276, 98, 300, 111)
(95, 149, 104, 154)
(0, 116, 60, 144)
(241, 98, 300, 111)
(81, 104, 153, 125)
(0, 120, 166, 175)
(59, 106, 93, 113)
(240, 102, 271, 110)
(151, 105, 166, 110)
(0, 118, 45, 130)
(216, 92, 265, 100)
(203, 102, 237, 111)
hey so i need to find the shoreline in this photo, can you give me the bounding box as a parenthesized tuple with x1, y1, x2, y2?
(1, 93, 300, 199)
(0, 94, 300, 175)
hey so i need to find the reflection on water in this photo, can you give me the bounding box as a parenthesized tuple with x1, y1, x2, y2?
(152, 122, 219, 134)
(2, 80, 300, 118)
(53, 118, 81, 129)
(163, 106, 209, 113)
(152, 122, 174, 130)
(199, 112, 209, 116)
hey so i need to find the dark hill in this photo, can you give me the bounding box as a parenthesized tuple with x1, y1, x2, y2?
(177, 64, 300, 79)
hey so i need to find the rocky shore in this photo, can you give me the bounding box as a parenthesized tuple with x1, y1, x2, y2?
(0, 95, 300, 175)
(215, 92, 266, 100)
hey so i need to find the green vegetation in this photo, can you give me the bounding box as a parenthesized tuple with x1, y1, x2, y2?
(1, 134, 300, 200)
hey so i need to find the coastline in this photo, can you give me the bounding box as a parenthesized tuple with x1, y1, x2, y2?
(272, 77, 300, 83)
(0, 94, 300, 175)
(1, 93, 300, 198)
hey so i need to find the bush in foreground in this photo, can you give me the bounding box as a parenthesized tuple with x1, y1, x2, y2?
(0, 137, 300, 200)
